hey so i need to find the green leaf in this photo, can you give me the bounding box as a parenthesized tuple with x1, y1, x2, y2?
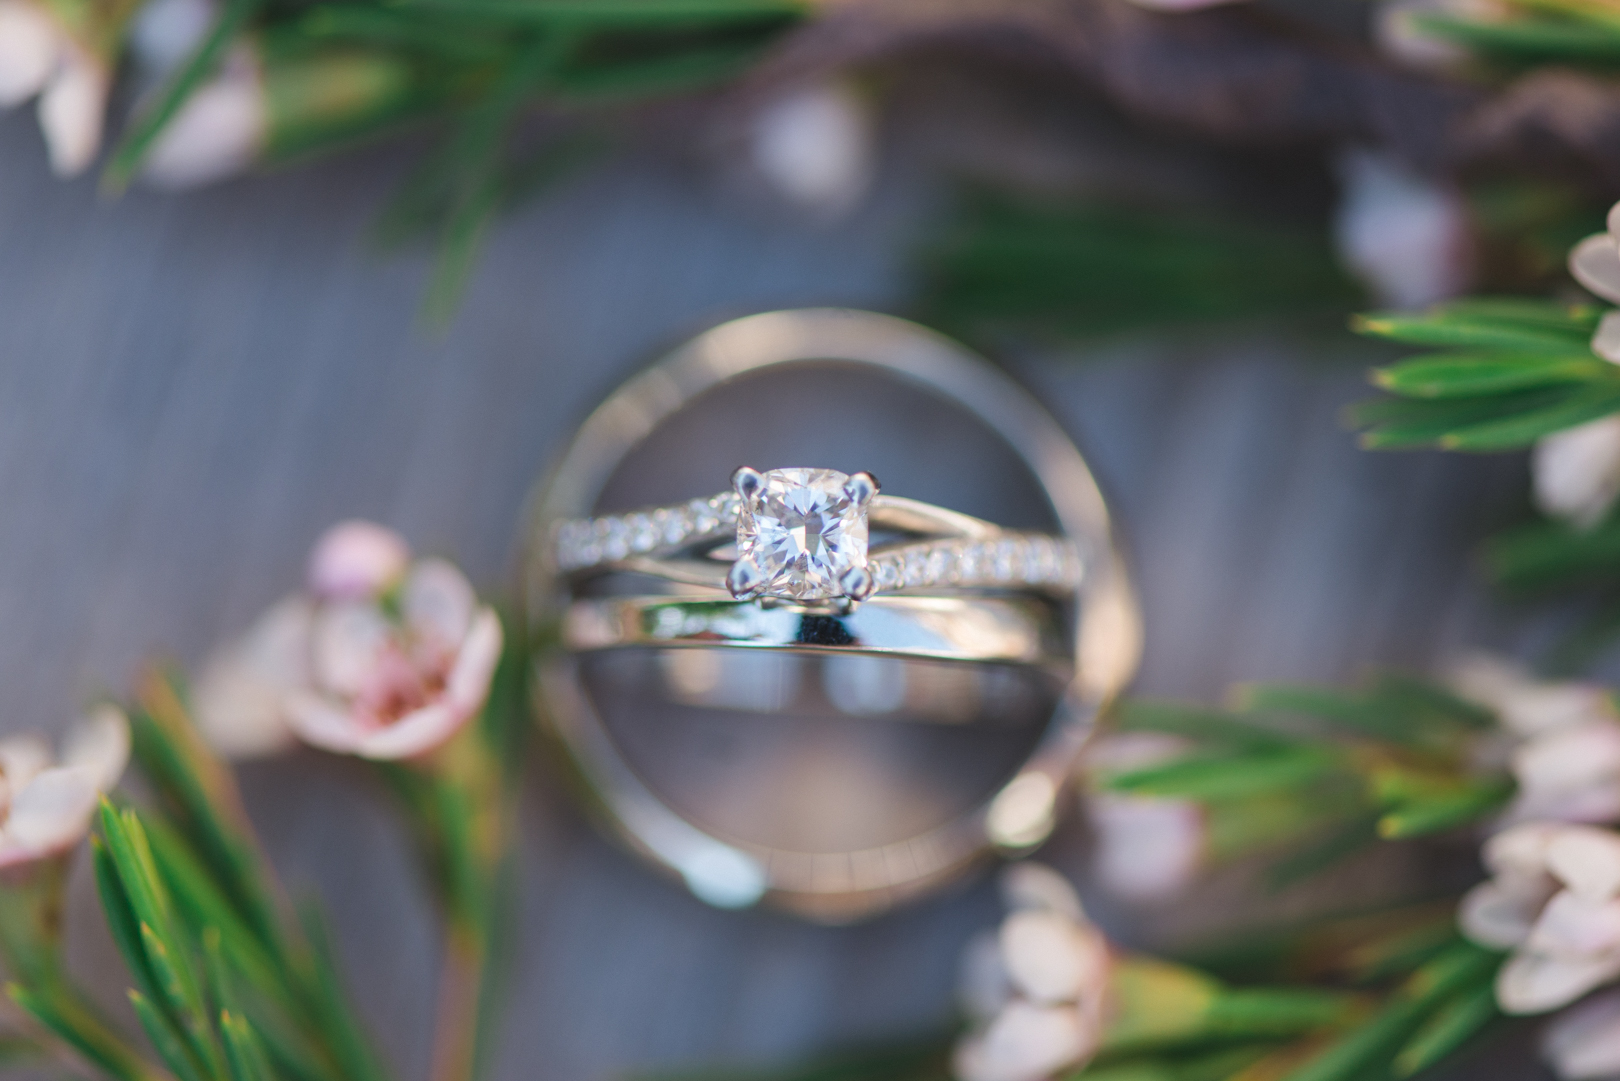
(1111, 699, 1300, 749)
(1235, 684, 1414, 742)
(296, 903, 391, 1081)
(128, 991, 209, 1081)
(221, 1011, 277, 1081)
(1371, 353, 1610, 398)
(387, 0, 807, 23)
(1352, 304, 1597, 351)
(1411, 11, 1620, 65)
(103, 0, 267, 190)
(1263, 814, 1381, 890)
(1392, 983, 1499, 1077)
(7, 983, 165, 1081)
(1377, 779, 1515, 839)
(1486, 514, 1620, 591)
(1437, 380, 1620, 449)
(1103, 749, 1341, 802)
(1279, 941, 1500, 1081)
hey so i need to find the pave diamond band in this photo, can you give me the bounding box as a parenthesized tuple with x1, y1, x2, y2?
(554, 479, 1081, 601)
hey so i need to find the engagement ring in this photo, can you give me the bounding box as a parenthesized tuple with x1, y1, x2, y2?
(555, 466, 1082, 607)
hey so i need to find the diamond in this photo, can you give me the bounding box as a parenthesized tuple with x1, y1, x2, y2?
(736, 468, 869, 600)
(627, 513, 658, 553)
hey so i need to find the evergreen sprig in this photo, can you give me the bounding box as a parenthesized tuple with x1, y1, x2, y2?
(1098, 674, 1510, 887)
(1350, 299, 1615, 450)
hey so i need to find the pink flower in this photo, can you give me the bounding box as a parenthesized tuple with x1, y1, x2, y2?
(0, 706, 129, 868)
(1534, 418, 1620, 531)
(195, 522, 502, 762)
(954, 864, 1111, 1081)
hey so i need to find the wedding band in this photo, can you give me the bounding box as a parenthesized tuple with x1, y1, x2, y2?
(522, 309, 1142, 920)
(564, 595, 1070, 668)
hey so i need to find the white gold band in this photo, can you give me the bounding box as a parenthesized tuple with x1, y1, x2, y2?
(555, 493, 1081, 597)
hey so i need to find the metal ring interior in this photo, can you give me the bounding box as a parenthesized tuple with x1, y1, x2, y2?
(521, 309, 1142, 921)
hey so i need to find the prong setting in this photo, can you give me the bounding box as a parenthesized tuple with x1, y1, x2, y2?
(844, 471, 879, 508)
(732, 466, 764, 503)
(727, 558, 765, 600)
(839, 565, 874, 602)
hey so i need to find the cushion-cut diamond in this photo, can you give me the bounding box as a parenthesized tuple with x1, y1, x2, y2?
(737, 468, 868, 600)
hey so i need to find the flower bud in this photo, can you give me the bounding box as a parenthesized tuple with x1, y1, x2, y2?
(307, 519, 410, 600)
(1534, 417, 1620, 530)
(750, 80, 873, 217)
(1334, 149, 1473, 310)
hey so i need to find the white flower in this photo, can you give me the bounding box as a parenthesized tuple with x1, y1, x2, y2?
(1534, 417, 1620, 530)
(750, 80, 874, 217)
(1461, 823, 1620, 1014)
(1334, 148, 1474, 310)
(0, 0, 112, 175)
(141, 41, 265, 189)
(1545, 987, 1620, 1080)
(1568, 201, 1620, 367)
(1448, 655, 1620, 824)
(0, 706, 129, 868)
(954, 863, 1110, 1081)
(194, 521, 502, 762)
(1081, 732, 1203, 900)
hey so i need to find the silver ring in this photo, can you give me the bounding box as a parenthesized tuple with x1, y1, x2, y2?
(564, 595, 1071, 668)
(521, 309, 1141, 920)
(555, 479, 1082, 605)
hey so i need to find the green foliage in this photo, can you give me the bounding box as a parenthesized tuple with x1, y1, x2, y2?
(915, 190, 1363, 344)
(1099, 674, 1512, 883)
(102, 0, 803, 317)
(1352, 299, 1618, 449)
(1409, 0, 1620, 71)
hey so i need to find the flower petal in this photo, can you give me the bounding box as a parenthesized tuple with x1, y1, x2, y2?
(1593, 311, 1620, 367)
(350, 702, 461, 761)
(312, 602, 391, 697)
(1515, 720, 1620, 808)
(37, 50, 105, 176)
(1534, 418, 1620, 530)
(1485, 822, 1566, 879)
(1000, 910, 1109, 1005)
(1572, 233, 1620, 307)
(1000, 861, 1084, 921)
(1333, 148, 1473, 310)
(1548, 828, 1620, 902)
(1087, 794, 1204, 901)
(307, 519, 409, 601)
(1544, 987, 1620, 1080)
(443, 607, 502, 719)
(61, 704, 129, 791)
(0, 734, 51, 789)
(751, 80, 873, 216)
(192, 596, 312, 760)
(1, 766, 99, 863)
(1460, 879, 1554, 950)
(1446, 653, 1615, 736)
(1528, 892, 1620, 959)
(1499, 950, 1620, 1014)
(0, 0, 57, 107)
(952, 1002, 1093, 1081)
(403, 558, 477, 650)
(283, 691, 366, 755)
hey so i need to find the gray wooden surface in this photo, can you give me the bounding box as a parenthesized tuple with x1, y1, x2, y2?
(0, 106, 1547, 1080)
